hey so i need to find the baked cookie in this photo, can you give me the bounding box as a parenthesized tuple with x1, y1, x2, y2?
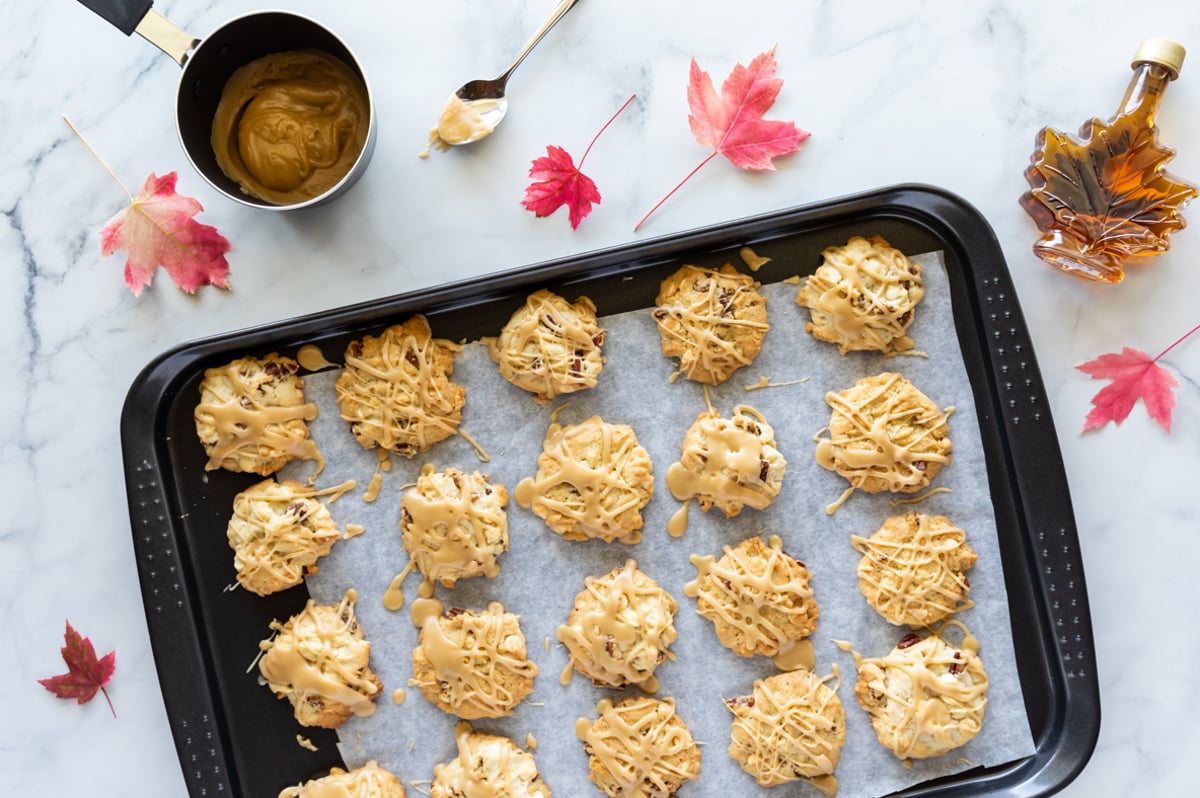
(852, 512, 977, 627)
(411, 602, 538, 719)
(665, 405, 786, 518)
(685, 535, 818, 658)
(514, 416, 653, 544)
(278, 761, 406, 798)
(226, 478, 343, 596)
(335, 315, 466, 457)
(726, 669, 846, 789)
(431, 725, 551, 798)
(582, 696, 702, 798)
(797, 235, 925, 355)
(854, 625, 988, 759)
(258, 595, 382, 728)
(194, 353, 322, 475)
(557, 560, 678, 688)
(652, 263, 769, 384)
(815, 372, 952, 495)
(401, 465, 509, 588)
(488, 289, 606, 403)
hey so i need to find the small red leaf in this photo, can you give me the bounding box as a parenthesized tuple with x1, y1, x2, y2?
(38, 620, 117, 717)
(522, 95, 635, 230)
(100, 172, 232, 296)
(1076, 346, 1178, 433)
(522, 145, 602, 229)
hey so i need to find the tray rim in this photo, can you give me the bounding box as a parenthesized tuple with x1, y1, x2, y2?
(121, 182, 1100, 797)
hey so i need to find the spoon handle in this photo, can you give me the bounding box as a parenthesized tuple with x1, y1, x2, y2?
(497, 0, 581, 82)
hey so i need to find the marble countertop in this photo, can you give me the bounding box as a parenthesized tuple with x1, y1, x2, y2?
(4, 0, 1198, 795)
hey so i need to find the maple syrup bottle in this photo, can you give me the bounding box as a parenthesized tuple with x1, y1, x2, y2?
(1020, 38, 1198, 284)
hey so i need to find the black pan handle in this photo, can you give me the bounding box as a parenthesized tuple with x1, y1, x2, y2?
(77, 0, 154, 36)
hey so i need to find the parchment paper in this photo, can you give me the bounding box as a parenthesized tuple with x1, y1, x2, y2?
(283, 251, 1036, 796)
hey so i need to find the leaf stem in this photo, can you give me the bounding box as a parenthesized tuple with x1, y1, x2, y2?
(100, 685, 117, 718)
(634, 152, 718, 232)
(579, 94, 636, 169)
(1152, 321, 1200, 363)
(62, 115, 131, 200)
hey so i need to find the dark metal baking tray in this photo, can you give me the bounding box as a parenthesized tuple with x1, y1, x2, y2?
(121, 184, 1099, 797)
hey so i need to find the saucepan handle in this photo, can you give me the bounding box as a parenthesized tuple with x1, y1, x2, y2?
(77, 0, 154, 36)
(76, 0, 197, 66)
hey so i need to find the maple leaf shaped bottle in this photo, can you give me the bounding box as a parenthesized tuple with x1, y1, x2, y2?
(1020, 38, 1197, 283)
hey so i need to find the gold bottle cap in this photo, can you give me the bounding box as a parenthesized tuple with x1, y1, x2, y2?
(1132, 38, 1186, 79)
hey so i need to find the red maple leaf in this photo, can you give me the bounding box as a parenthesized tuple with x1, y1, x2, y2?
(522, 95, 635, 229)
(636, 48, 809, 231)
(37, 620, 117, 717)
(1076, 322, 1200, 433)
(1077, 347, 1177, 432)
(100, 172, 232, 296)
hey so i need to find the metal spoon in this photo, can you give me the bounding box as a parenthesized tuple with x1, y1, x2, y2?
(445, 0, 581, 144)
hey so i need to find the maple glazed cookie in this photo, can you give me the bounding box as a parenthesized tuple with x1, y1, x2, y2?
(797, 235, 925, 355)
(726, 668, 846, 789)
(258, 595, 382, 728)
(666, 405, 787, 518)
(401, 465, 509, 588)
(431, 725, 551, 798)
(278, 761, 406, 798)
(581, 696, 702, 798)
(652, 263, 769, 384)
(488, 288, 606, 403)
(514, 415, 654, 544)
(194, 353, 322, 475)
(335, 315, 466, 457)
(557, 560, 678, 688)
(685, 535, 818, 659)
(854, 624, 988, 760)
(815, 372, 952, 496)
(410, 602, 538, 719)
(852, 512, 977, 627)
(225, 478, 343, 596)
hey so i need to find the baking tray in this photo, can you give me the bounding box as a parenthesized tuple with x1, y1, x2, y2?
(121, 184, 1099, 798)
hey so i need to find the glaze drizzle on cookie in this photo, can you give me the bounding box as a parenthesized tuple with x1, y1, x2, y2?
(515, 416, 653, 543)
(814, 372, 952, 511)
(797, 235, 924, 355)
(666, 405, 787, 527)
(258, 594, 381, 726)
(581, 696, 702, 797)
(335, 316, 466, 457)
(410, 602, 538, 719)
(557, 560, 678, 688)
(226, 478, 343, 596)
(488, 289, 606, 404)
(653, 264, 769, 384)
(851, 512, 977, 627)
(726, 668, 845, 793)
(194, 354, 324, 477)
(852, 622, 988, 760)
(685, 535, 818, 661)
(401, 464, 509, 588)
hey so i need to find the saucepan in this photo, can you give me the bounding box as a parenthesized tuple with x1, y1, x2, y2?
(77, 0, 376, 210)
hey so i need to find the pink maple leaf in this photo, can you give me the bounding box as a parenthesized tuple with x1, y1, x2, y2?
(1074, 322, 1200, 434)
(1077, 347, 1177, 432)
(100, 172, 232, 296)
(636, 48, 809, 231)
(522, 95, 635, 229)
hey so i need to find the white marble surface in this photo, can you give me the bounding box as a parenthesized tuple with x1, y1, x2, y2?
(4, 0, 1199, 795)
